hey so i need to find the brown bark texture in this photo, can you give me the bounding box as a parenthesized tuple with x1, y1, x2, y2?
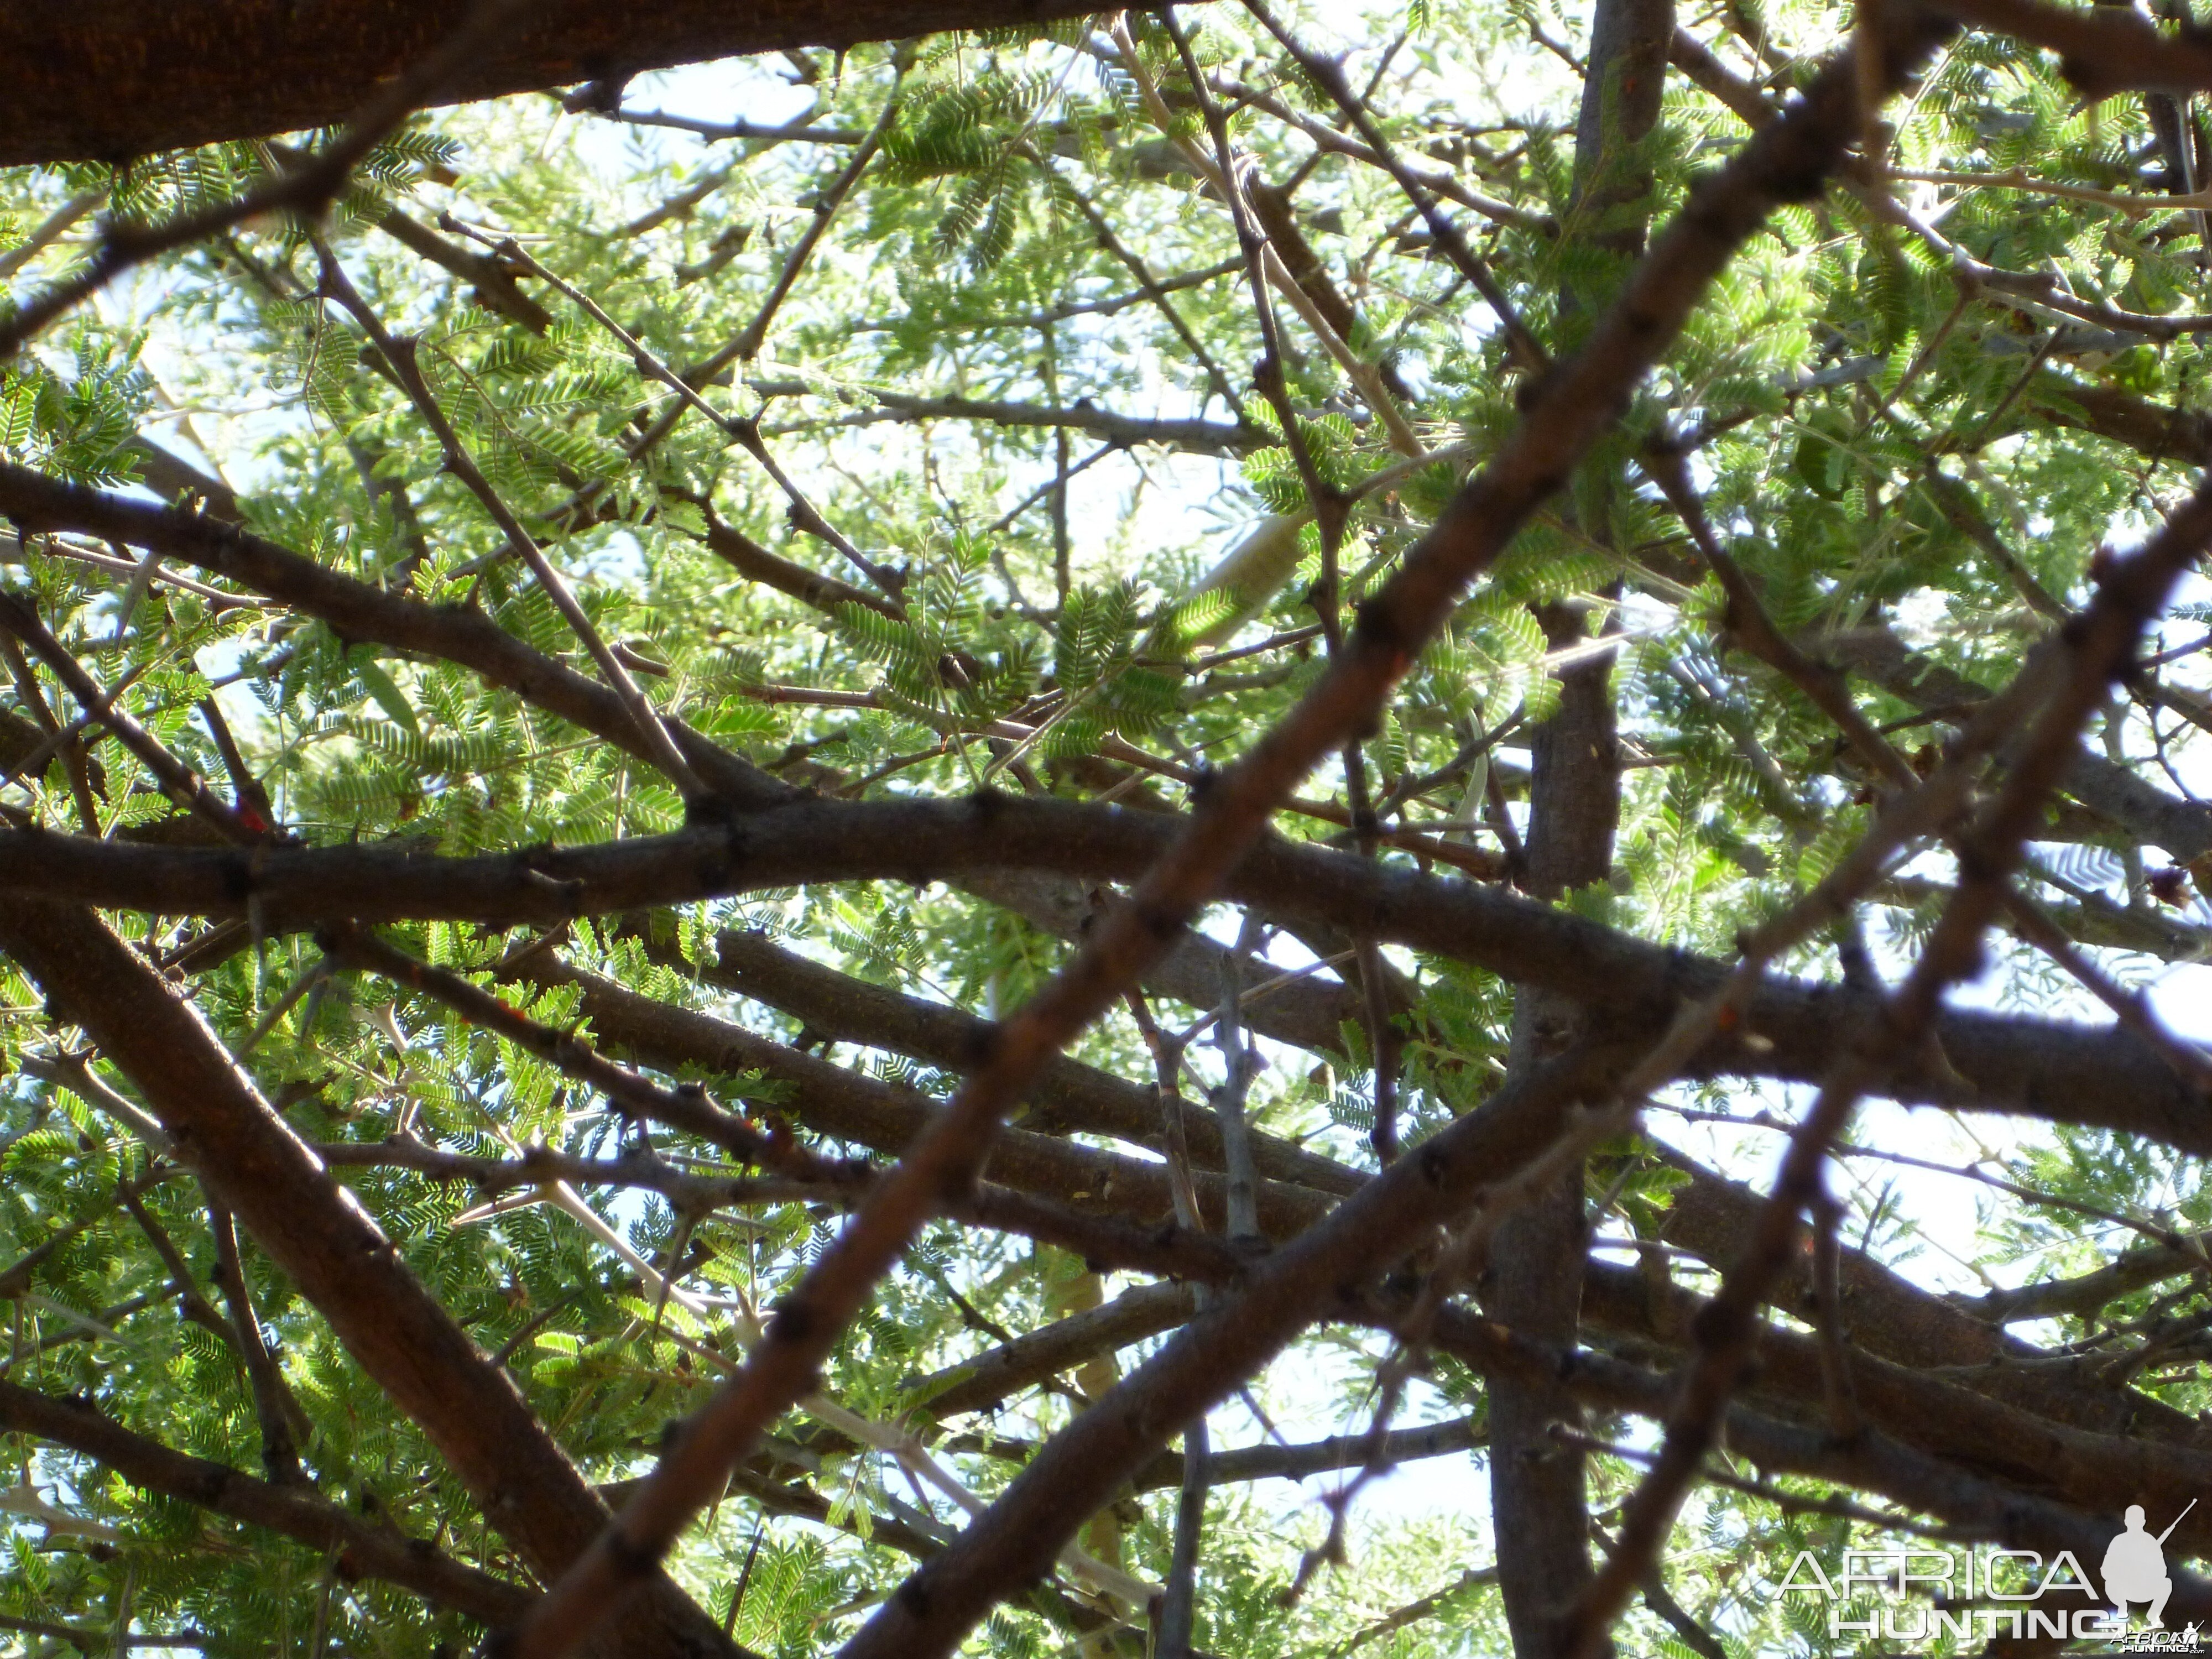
(0, 1, 1176, 168)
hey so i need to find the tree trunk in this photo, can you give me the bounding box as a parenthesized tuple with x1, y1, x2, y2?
(1481, 3, 1671, 1654)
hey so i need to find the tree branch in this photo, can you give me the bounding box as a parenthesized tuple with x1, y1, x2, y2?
(0, 460, 792, 807)
(829, 1044, 1624, 1658)
(783, 393, 1259, 454)
(0, 1378, 531, 1626)
(312, 247, 707, 798)
(206, 1202, 308, 1486)
(0, 0, 535, 358)
(0, 896, 743, 1658)
(0, 1, 1191, 168)
(1, 794, 2205, 1154)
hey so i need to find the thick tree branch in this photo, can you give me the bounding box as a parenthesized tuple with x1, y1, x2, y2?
(954, 869, 1368, 1056)
(0, 1378, 531, 1626)
(1426, 1306, 2212, 1623)
(515, 953, 1333, 1239)
(1126, 1413, 1486, 1493)
(0, 897, 742, 1659)
(642, 922, 1361, 1193)
(324, 925, 833, 1180)
(0, 460, 791, 807)
(0, 0, 535, 358)
(1652, 1152, 2212, 1452)
(1483, 0, 1671, 1639)
(1, 794, 2204, 1152)
(1579, 1260, 2212, 1552)
(0, 2, 1192, 168)
(1819, 623, 2212, 860)
(832, 1045, 1623, 1657)
(1928, 0, 2212, 100)
(905, 1283, 1201, 1419)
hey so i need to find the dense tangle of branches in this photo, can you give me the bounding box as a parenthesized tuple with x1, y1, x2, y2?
(8, 1, 2212, 1656)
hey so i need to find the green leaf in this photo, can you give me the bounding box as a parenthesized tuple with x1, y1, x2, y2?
(352, 651, 422, 737)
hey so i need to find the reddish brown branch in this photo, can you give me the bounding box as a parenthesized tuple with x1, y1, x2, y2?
(0, 0, 1179, 168)
(828, 1045, 1624, 1657)
(324, 925, 834, 1181)
(0, 898, 740, 1659)
(0, 461, 790, 808)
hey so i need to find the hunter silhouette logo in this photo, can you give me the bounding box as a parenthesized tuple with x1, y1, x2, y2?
(2105, 1501, 2195, 1630)
(1774, 1503, 2209, 1645)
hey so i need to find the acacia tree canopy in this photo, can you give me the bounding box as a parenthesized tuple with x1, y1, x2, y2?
(6, 2, 2212, 1656)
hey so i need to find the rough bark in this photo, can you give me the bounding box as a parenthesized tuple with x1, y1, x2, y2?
(1817, 623, 2212, 860)
(1483, 600, 1622, 1658)
(1483, 5, 1670, 1653)
(1577, 1260, 2212, 1553)
(0, 897, 743, 1659)
(0, 1, 1189, 168)
(518, 953, 1335, 1238)
(670, 921, 1360, 1191)
(2026, 369, 2212, 467)
(0, 798, 2205, 1154)
(1650, 1152, 2212, 1451)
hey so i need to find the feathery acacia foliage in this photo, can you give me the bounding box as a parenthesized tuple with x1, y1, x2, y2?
(5, 2, 2212, 1656)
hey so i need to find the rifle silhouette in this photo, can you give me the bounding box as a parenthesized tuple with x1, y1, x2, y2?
(2158, 1500, 2199, 1546)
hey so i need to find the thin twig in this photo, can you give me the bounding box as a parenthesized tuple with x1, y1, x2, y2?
(0, 190, 106, 283)
(207, 1203, 308, 1485)
(455, 225, 903, 603)
(1239, 1, 1549, 377)
(311, 248, 706, 799)
(1212, 914, 1266, 1246)
(0, 593, 263, 843)
(1126, 15, 1423, 458)
(1124, 993, 1204, 1231)
(1158, 1415, 1209, 1659)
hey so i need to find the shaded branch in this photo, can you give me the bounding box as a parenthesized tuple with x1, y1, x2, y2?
(778, 393, 1259, 455)
(0, 0, 1187, 168)
(830, 1045, 1624, 1658)
(0, 794, 2205, 1155)
(0, 896, 742, 1658)
(904, 1283, 1200, 1419)
(0, 460, 791, 807)
(640, 922, 1361, 1193)
(206, 1203, 308, 1486)
(0, 0, 536, 358)
(517, 952, 1332, 1240)
(0, 1378, 530, 1626)
(1431, 1303, 2212, 1618)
